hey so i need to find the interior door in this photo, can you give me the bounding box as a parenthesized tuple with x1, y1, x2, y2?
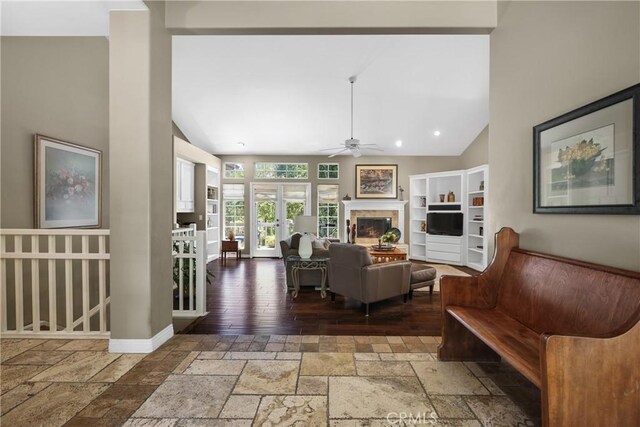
(251, 183, 311, 257)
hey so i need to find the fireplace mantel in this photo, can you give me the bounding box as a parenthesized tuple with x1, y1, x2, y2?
(341, 200, 408, 243)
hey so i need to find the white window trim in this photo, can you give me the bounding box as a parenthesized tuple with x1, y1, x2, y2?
(317, 185, 340, 239)
(254, 162, 309, 180)
(317, 163, 340, 180)
(223, 162, 245, 179)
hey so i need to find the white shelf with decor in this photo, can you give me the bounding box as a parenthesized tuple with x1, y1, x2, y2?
(206, 166, 220, 262)
(425, 170, 465, 265)
(409, 174, 428, 261)
(465, 165, 488, 271)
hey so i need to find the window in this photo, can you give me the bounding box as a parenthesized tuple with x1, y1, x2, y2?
(224, 162, 245, 179)
(318, 163, 339, 179)
(254, 162, 308, 179)
(318, 184, 339, 239)
(223, 184, 245, 249)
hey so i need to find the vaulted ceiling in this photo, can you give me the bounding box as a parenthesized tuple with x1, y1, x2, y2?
(173, 35, 489, 156)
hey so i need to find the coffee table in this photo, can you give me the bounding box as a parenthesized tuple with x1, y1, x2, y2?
(368, 247, 407, 263)
(285, 255, 330, 298)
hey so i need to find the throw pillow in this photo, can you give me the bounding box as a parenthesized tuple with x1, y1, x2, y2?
(290, 233, 302, 249)
(312, 240, 325, 249)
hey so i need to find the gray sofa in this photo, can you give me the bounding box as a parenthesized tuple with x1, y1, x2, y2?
(280, 233, 331, 290)
(328, 243, 411, 316)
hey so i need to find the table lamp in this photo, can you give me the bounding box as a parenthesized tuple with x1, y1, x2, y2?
(294, 215, 317, 259)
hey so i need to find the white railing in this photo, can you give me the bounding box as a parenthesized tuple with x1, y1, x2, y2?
(0, 229, 110, 338)
(172, 230, 207, 317)
(172, 225, 196, 237)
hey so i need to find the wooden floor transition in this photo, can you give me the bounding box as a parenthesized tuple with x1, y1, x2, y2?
(183, 258, 478, 336)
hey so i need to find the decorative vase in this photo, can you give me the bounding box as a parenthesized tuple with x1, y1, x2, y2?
(439, 194, 445, 203)
(298, 233, 313, 259)
(447, 191, 455, 202)
(351, 224, 356, 244)
(479, 181, 485, 191)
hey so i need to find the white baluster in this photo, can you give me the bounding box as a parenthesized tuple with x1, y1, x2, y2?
(31, 235, 40, 332)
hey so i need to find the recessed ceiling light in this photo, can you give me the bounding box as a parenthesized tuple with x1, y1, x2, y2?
(395, 140, 402, 147)
(237, 141, 245, 147)
(433, 130, 441, 137)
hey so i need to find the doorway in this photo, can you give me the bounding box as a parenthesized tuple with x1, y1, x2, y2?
(250, 183, 311, 257)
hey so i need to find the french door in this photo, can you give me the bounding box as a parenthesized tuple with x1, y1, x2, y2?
(250, 183, 311, 257)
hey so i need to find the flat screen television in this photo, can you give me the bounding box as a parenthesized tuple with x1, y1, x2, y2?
(426, 212, 463, 236)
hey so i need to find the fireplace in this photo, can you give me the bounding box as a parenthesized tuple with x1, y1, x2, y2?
(357, 217, 392, 238)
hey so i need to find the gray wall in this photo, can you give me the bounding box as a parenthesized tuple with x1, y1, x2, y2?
(460, 125, 488, 169)
(219, 154, 466, 255)
(489, 1, 640, 270)
(1, 37, 109, 228)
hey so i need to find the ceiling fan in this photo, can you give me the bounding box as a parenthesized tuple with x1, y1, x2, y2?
(321, 76, 383, 158)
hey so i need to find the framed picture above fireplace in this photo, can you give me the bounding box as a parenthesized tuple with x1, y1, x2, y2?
(355, 164, 398, 199)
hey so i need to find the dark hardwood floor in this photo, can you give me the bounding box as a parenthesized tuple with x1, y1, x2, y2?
(184, 258, 477, 336)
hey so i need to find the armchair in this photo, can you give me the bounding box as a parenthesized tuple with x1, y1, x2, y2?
(328, 243, 411, 316)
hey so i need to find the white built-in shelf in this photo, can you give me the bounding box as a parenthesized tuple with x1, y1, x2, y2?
(468, 234, 484, 239)
(428, 202, 461, 206)
(469, 220, 484, 223)
(468, 206, 484, 209)
(468, 248, 484, 254)
(468, 190, 485, 195)
(427, 210, 461, 213)
(468, 262, 485, 271)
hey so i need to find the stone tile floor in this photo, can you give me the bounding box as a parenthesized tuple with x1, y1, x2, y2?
(0, 335, 541, 426)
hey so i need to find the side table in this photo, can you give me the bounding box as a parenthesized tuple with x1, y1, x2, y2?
(285, 255, 330, 298)
(220, 240, 240, 264)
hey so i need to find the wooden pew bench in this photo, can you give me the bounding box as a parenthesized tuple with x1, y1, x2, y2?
(438, 227, 640, 426)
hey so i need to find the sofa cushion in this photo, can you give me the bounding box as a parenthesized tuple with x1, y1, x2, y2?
(290, 233, 302, 249)
(410, 264, 437, 284)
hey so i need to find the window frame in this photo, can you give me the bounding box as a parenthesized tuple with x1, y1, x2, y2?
(254, 162, 309, 179)
(223, 162, 245, 179)
(317, 163, 340, 180)
(222, 184, 245, 249)
(317, 184, 340, 239)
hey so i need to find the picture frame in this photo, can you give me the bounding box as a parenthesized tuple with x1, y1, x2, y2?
(34, 134, 102, 228)
(355, 164, 398, 199)
(533, 83, 640, 214)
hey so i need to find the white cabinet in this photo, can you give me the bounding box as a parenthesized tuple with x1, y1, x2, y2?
(176, 158, 195, 213)
(206, 166, 220, 262)
(409, 165, 489, 271)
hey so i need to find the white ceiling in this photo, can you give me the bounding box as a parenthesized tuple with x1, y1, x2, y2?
(1, 0, 147, 36)
(173, 35, 489, 157)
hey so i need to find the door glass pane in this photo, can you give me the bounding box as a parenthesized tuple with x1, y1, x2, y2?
(256, 200, 276, 249)
(286, 201, 305, 236)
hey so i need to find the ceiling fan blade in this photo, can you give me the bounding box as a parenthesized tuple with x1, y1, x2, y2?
(320, 146, 348, 152)
(361, 147, 384, 152)
(358, 143, 380, 147)
(328, 148, 350, 158)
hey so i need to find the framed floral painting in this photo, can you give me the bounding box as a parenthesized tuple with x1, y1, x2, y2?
(35, 134, 102, 228)
(533, 84, 640, 214)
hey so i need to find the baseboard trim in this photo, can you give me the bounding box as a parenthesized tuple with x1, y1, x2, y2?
(108, 324, 174, 354)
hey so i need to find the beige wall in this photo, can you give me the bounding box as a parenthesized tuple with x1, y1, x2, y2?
(166, 0, 497, 34)
(460, 126, 488, 170)
(489, 1, 640, 270)
(219, 154, 465, 254)
(0, 37, 109, 228)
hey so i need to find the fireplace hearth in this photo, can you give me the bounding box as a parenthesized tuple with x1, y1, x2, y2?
(357, 217, 392, 238)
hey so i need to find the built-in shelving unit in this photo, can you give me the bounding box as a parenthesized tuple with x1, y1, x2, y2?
(206, 166, 220, 263)
(409, 175, 427, 260)
(425, 171, 464, 266)
(409, 164, 489, 272)
(465, 165, 488, 271)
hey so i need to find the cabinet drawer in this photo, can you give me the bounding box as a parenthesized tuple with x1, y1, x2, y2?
(426, 235, 462, 244)
(427, 242, 461, 254)
(427, 250, 461, 263)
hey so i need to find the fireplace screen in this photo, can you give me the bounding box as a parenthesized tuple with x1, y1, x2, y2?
(357, 217, 392, 238)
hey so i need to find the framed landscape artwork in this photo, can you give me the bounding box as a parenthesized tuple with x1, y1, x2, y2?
(35, 134, 102, 228)
(533, 83, 640, 214)
(355, 164, 398, 199)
